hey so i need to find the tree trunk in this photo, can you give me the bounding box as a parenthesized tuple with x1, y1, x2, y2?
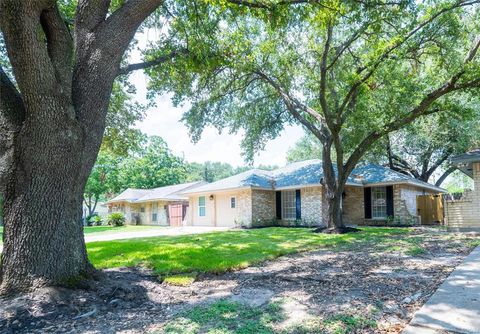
(321, 143, 346, 230)
(0, 102, 96, 294)
(324, 186, 344, 229)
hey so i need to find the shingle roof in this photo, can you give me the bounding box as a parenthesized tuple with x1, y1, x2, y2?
(451, 149, 480, 165)
(450, 149, 480, 178)
(182, 169, 274, 193)
(352, 163, 445, 192)
(108, 181, 206, 204)
(182, 160, 445, 194)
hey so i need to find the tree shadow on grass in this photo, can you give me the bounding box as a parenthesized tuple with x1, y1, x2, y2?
(1, 228, 471, 333)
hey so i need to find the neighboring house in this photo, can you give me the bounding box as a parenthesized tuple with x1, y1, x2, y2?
(445, 149, 480, 231)
(107, 181, 205, 226)
(181, 160, 445, 228)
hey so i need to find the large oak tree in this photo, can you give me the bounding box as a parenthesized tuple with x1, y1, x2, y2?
(154, 0, 480, 231)
(0, 0, 310, 295)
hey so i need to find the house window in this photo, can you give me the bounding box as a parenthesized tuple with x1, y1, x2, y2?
(230, 197, 236, 209)
(282, 190, 296, 220)
(372, 187, 387, 219)
(140, 206, 145, 213)
(199, 196, 206, 217)
(152, 202, 158, 222)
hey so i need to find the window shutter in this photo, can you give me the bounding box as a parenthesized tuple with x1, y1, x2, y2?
(275, 191, 282, 219)
(386, 186, 394, 217)
(295, 189, 301, 220)
(364, 187, 372, 219)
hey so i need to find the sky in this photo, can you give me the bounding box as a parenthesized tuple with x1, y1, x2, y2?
(130, 31, 305, 168)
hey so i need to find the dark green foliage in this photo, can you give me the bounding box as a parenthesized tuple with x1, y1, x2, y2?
(106, 213, 126, 227)
(87, 215, 103, 227)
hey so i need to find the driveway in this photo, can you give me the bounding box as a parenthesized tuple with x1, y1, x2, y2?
(0, 226, 233, 253)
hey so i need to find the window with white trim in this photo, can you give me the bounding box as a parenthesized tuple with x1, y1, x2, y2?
(372, 187, 387, 219)
(198, 196, 206, 217)
(282, 190, 296, 220)
(230, 197, 236, 209)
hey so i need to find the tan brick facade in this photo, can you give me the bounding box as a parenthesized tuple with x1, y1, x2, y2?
(343, 186, 364, 225)
(445, 162, 480, 230)
(300, 186, 323, 225)
(251, 189, 276, 224)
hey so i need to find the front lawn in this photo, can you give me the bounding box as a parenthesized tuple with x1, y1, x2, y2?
(87, 227, 413, 276)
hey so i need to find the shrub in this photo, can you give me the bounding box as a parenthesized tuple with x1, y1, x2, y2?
(88, 215, 103, 226)
(106, 212, 125, 226)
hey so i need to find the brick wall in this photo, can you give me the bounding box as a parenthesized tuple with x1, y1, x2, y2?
(301, 186, 323, 226)
(250, 189, 275, 225)
(445, 162, 480, 230)
(393, 185, 425, 224)
(343, 186, 364, 225)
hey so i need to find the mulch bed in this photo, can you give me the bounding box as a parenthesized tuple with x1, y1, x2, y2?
(0, 229, 477, 333)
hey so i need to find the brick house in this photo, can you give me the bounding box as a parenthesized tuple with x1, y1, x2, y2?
(445, 150, 480, 231)
(107, 181, 205, 226)
(181, 160, 445, 228)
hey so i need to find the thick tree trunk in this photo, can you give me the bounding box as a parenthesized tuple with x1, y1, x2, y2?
(324, 186, 344, 229)
(0, 102, 96, 293)
(0, 0, 164, 295)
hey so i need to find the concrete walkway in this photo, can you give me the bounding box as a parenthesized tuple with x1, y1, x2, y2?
(403, 246, 480, 334)
(84, 226, 232, 243)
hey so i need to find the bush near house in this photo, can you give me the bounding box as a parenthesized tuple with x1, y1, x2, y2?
(106, 212, 126, 227)
(87, 215, 103, 226)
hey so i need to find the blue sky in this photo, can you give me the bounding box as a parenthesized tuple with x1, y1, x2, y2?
(130, 31, 305, 167)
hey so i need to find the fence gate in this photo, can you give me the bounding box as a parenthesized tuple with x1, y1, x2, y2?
(417, 195, 444, 225)
(168, 204, 184, 227)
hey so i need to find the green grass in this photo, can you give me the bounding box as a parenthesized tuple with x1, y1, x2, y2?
(163, 273, 198, 286)
(0, 226, 2, 241)
(159, 300, 284, 334)
(87, 227, 411, 276)
(157, 299, 378, 334)
(83, 225, 166, 235)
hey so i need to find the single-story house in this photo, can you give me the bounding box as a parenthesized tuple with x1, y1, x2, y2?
(107, 181, 205, 226)
(445, 149, 480, 231)
(181, 160, 445, 228)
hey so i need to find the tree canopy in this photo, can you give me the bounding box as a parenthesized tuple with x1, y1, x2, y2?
(145, 0, 480, 228)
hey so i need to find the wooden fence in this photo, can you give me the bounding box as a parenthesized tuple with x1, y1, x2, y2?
(417, 195, 444, 225)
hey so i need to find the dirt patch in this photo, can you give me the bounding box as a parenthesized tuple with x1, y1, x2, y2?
(0, 229, 477, 333)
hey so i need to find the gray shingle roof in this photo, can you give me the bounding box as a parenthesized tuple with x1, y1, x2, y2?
(182, 160, 445, 194)
(108, 181, 206, 203)
(451, 149, 480, 165)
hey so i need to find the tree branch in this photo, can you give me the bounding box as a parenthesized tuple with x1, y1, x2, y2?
(424, 149, 453, 180)
(40, 4, 74, 88)
(435, 166, 456, 187)
(0, 66, 25, 193)
(117, 49, 189, 76)
(75, 0, 111, 33)
(342, 30, 480, 177)
(0, 1, 60, 95)
(338, 0, 480, 121)
(254, 70, 330, 142)
(319, 22, 332, 118)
